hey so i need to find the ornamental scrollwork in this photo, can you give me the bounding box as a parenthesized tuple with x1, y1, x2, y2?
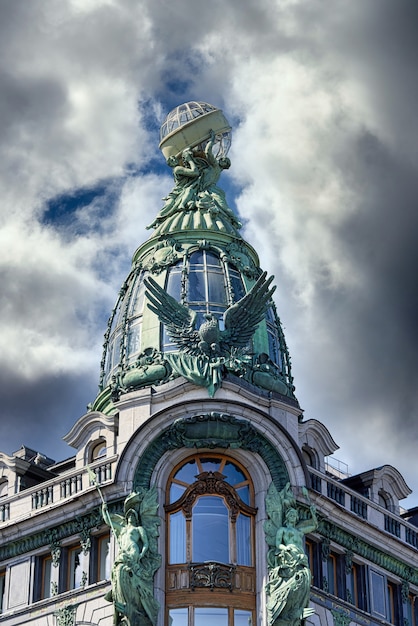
(189, 562, 235, 591)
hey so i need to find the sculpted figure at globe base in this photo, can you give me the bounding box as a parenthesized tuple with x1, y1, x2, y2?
(265, 483, 318, 626)
(102, 489, 161, 626)
(147, 129, 241, 231)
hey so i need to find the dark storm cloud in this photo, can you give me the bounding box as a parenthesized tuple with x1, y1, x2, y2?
(0, 369, 97, 460)
(328, 129, 418, 419)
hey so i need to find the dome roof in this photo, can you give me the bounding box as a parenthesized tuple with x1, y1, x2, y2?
(93, 102, 296, 411)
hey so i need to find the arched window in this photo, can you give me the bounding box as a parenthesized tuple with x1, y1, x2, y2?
(163, 250, 246, 353)
(0, 480, 7, 498)
(302, 445, 318, 469)
(165, 454, 257, 625)
(102, 268, 148, 385)
(378, 490, 393, 511)
(90, 440, 107, 462)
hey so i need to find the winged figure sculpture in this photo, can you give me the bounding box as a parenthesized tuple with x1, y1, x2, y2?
(144, 271, 276, 358)
(264, 482, 318, 626)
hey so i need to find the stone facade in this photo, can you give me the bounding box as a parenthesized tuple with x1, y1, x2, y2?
(1, 375, 417, 625)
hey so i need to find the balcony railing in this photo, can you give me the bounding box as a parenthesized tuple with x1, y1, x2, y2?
(0, 456, 116, 522)
(309, 468, 417, 549)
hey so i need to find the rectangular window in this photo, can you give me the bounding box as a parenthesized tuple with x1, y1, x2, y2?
(347, 562, 358, 606)
(195, 607, 228, 626)
(305, 539, 321, 588)
(0, 570, 5, 613)
(236, 514, 251, 566)
(370, 570, 386, 617)
(327, 553, 338, 596)
(168, 607, 253, 626)
(169, 511, 186, 564)
(386, 580, 401, 625)
(65, 546, 88, 591)
(168, 607, 188, 626)
(97, 534, 111, 581)
(41, 556, 53, 599)
(234, 609, 252, 626)
(408, 595, 418, 626)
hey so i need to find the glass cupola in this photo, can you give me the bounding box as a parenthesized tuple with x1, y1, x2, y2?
(95, 102, 295, 411)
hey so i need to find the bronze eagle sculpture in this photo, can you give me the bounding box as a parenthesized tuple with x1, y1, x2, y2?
(144, 271, 276, 358)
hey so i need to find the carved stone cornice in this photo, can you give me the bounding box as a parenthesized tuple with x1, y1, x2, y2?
(318, 517, 418, 585)
(0, 504, 118, 562)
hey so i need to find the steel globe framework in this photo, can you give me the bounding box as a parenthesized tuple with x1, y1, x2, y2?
(159, 101, 231, 160)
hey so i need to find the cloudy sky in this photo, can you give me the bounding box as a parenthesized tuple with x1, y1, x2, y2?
(1, 0, 417, 508)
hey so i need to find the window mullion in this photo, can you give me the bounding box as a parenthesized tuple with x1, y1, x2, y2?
(230, 514, 237, 564)
(186, 517, 192, 563)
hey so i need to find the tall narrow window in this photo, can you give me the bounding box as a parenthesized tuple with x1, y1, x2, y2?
(65, 545, 88, 591)
(192, 496, 229, 562)
(327, 553, 338, 596)
(41, 555, 52, 599)
(370, 570, 387, 619)
(166, 454, 256, 623)
(408, 594, 418, 626)
(0, 570, 5, 613)
(0, 480, 7, 498)
(97, 533, 111, 581)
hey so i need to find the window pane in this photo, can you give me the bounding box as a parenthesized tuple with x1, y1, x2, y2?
(195, 607, 228, 626)
(42, 557, 52, 598)
(98, 535, 111, 581)
(0, 572, 5, 613)
(168, 607, 188, 626)
(192, 497, 229, 563)
(170, 511, 186, 564)
(128, 273, 146, 316)
(223, 461, 246, 485)
(205, 251, 221, 267)
(370, 570, 386, 617)
(174, 460, 198, 484)
(327, 555, 337, 596)
(236, 486, 250, 505)
(230, 272, 246, 302)
(199, 458, 221, 473)
(166, 268, 182, 302)
(189, 251, 204, 267)
(235, 609, 252, 626)
(170, 483, 186, 504)
(68, 547, 87, 590)
(207, 271, 227, 304)
(188, 270, 206, 301)
(267, 330, 282, 369)
(127, 323, 141, 358)
(237, 514, 251, 566)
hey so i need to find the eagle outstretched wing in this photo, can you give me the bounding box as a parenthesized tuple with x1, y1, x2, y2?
(220, 271, 276, 350)
(144, 276, 201, 354)
(145, 271, 275, 357)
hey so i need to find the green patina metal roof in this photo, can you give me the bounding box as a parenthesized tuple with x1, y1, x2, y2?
(93, 102, 295, 412)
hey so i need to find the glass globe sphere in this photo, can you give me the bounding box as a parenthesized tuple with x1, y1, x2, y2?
(159, 101, 231, 160)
